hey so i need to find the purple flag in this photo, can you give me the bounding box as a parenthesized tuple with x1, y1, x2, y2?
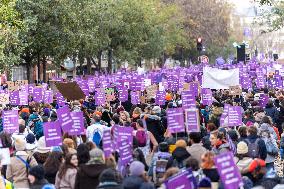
(44, 90, 53, 104)
(201, 88, 213, 106)
(57, 106, 74, 132)
(214, 152, 243, 189)
(155, 91, 166, 105)
(103, 129, 113, 158)
(3, 110, 19, 134)
(43, 121, 63, 147)
(182, 91, 196, 109)
(185, 108, 200, 132)
(164, 169, 197, 189)
(33, 87, 43, 102)
(10, 91, 20, 105)
(56, 92, 65, 106)
(131, 91, 140, 105)
(167, 108, 185, 133)
(228, 106, 242, 127)
(69, 111, 84, 135)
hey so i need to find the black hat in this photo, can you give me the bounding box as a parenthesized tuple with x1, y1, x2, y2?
(26, 133, 36, 144)
(29, 165, 45, 180)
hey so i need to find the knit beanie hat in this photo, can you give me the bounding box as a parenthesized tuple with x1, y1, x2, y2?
(88, 148, 104, 164)
(129, 161, 145, 176)
(237, 141, 249, 155)
(29, 165, 45, 180)
(198, 177, 212, 188)
(15, 138, 26, 151)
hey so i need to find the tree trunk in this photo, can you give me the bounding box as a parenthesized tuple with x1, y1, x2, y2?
(86, 57, 92, 75)
(97, 50, 102, 73)
(42, 56, 47, 83)
(107, 49, 112, 73)
(37, 54, 41, 83)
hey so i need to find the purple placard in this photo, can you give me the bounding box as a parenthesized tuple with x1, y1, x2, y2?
(201, 88, 213, 106)
(189, 82, 199, 97)
(118, 139, 133, 165)
(214, 152, 243, 189)
(113, 125, 133, 146)
(44, 90, 53, 104)
(57, 106, 74, 132)
(33, 87, 43, 102)
(155, 91, 166, 105)
(87, 79, 96, 93)
(167, 108, 185, 133)
(164, 169, 197, 189)
(19, 91, 28, 105)
(103, 128, 113, 158)
(131, 91, 140, 105)
(228, 106, 242, 127)
(56, 92, 65, 106)
(118, 87, 128, 102)
(10, 91, 20, 105)
(259, 94, 269, 108)
(185, 108, 200, 132)
(28, 84, 34, 94)
(3, 110, 19, 134)
(69, 111, 84, 135)
(95, 89, 106, 105)
(182, 90, 196, 109)
(43, 121, 63, 147)
(78, 80, 90, 96)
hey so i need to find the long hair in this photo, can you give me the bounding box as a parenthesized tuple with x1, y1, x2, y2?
(57, 153, 77, 179)
(77, 143, 90, 165)
(43, 151, 63, 174)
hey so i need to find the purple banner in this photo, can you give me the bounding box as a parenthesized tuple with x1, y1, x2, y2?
(113, 125, 133, 146)
(185, 108, 200, 132)
(259, 94, 269, 108)
(118, 139, 133, 165)
(3, 110, 19, 134)
(95, 89, 106, 105)
(69, 111, 84, 135)
(103, 129, 113, 158)
(155, 91, 166, 105)
(189, 82, 199, 97)
(164, 169, 197, 189)
(167, 108, 185, 133)
(118, 87, 128, 102)
(214, 152, 243, 189)
(19, 91, 28, 105)
(201, 88, 213, 106)
(43, 121, 63, 147)
(182, 91, 196, 109)
(57, 106, 74, 132)
(44, 90, 53, 104)
(56, 92, 65, 106)
(228, 106, 242, 127)
(33, 87, 43, 102)
(10, 91, 20, 105)
(130, 91, 140, 105)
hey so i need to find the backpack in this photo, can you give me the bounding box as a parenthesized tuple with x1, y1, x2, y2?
(245, 138, 260, 158)
(92, 129, 102, 147)
(135, 130, 147, 147)
(266, 138, 279, 156)
(153, 159, 168, 186)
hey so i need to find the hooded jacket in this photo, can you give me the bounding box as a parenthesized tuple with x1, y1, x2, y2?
(75, 163, 108, 189)
(166, 147, 191, 169)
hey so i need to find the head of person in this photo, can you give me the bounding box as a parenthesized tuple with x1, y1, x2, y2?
(92, 114, 101, 123)
(206, 122, 217, 132)
(209, 130, 218, 147)
(238, 126, 248, 138)
(201, 152, 215, 169)
(185, 157, 199, 171)
(132, 107, 142, 118)
(15, 138, 26, 151)
(136, 119, 144, 129)
(175, 139, 187, 149)
(158, 142, 169, 153)
(120, 111, 130, 121)
(248, 126, 258, 137)
(112, 113, 120, 125)
(237, 141, 249, 158)
(152, 106, 161, 115)
(43, 151, 63, 173)
(88, 148, 105, 164)
(63, 138, 75, 149)
(28, 165, 45, 184)
(77, 143, 90, 165)
(189, 132, 201, 145)
(129, 161, 147, 181)
(19, 124, 25, 134)
(98, 168, 122, 187)
(58, 153, 78, 179)
(261, 116, 272, 125)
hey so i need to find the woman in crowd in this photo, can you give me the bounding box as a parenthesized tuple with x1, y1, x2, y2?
(43, 151, 64, 184)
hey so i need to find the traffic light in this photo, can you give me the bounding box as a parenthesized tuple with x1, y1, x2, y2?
(197, 37, 203, 52)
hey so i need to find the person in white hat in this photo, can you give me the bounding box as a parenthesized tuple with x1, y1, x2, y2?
(234, 141, 253, 174)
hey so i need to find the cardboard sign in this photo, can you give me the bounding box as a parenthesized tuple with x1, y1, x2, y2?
(229, 85, 242, 96)
(105, 88, 116, 102)
(0, 93, 9, 105)
(55, 82, 86, 100)
(7, 80, 28, 92)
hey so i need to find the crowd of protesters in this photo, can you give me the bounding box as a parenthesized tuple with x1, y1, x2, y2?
(1, 83, 284, 189)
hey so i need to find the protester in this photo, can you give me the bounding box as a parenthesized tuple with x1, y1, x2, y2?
(186, 132, 207, 165)
(43, 151, 63, 184)
(96, 168, 122, 189)
(75, 148, 108, 189)
(33, 136, 50, 165)
(28, 165, 49, 189)
(166, 139, 190, 169)
(55, 153, 78, 189)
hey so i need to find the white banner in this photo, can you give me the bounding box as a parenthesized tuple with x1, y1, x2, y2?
(202, 67, 239, 89)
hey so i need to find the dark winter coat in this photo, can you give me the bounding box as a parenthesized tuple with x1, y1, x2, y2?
(75, 163, 108, 189)
(30, 179, 49, 189)
(166, 147, 191, 169)
(246, 135, 267, 160)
